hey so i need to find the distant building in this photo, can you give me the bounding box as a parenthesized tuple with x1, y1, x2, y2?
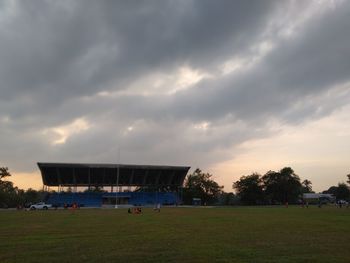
(303, 193, 335, 203)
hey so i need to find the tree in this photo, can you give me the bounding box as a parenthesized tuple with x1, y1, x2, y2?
(262, 167, 302, 204)
(323, 184, 350, 200)
(0, 167, 16, 207)
(183, 168, 223, 205)
(233, 173, 264, 205)
(335, 183, 350, 200)
(24, 188, 41, 205)
(301, 179, 313, 193)
(347, 174, 350, 185)
(218, 192, 237, 205)
(322, 186, 338, 195)
(0, 167, 44, 208)
(0, 167, 11, 181)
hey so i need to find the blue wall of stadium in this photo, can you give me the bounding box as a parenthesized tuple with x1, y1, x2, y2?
(46, 192, 180, 207)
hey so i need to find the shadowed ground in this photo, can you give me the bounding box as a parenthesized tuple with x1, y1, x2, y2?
(0, 206, 349, 262)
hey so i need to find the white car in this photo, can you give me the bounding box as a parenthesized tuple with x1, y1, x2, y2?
(29, 202, 52, 210)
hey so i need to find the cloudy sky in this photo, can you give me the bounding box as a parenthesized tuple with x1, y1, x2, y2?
(1, 0, 350, 192)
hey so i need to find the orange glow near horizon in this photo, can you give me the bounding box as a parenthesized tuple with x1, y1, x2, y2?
(208, 107, 350, 193)
(10, 171, 43, 190)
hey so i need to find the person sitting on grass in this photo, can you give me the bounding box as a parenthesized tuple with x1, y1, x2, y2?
(134, 207, 142, 214)
(154, 203, 161, 212)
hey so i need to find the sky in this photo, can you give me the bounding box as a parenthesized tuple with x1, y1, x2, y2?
(1, 0, 350, 193)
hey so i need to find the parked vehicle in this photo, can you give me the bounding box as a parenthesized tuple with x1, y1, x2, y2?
(29, 202, 52, 210)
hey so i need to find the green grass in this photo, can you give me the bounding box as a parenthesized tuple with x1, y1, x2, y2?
(0, 206, 349, 262)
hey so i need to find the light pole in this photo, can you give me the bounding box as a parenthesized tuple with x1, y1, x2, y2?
(115, 164, 119, 208)
(115, 148, 120, 209)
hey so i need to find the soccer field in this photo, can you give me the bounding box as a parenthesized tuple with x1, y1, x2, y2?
(0, 206, 349, 263)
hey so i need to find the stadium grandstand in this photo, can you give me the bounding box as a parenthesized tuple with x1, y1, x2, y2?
(38, 162, 190, 208)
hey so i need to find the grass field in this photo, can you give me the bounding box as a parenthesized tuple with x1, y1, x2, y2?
(0, 206, 349, 263)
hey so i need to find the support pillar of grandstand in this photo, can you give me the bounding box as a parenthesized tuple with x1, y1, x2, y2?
(56, 168, 61, 192)
(178, 186, 183, 205)
(129, 169, 134, 185)
(73, 168, 77, 192)
(156, 170, 161, 185)
(168, 170, 175, 185)
(88, 168, 91, 191)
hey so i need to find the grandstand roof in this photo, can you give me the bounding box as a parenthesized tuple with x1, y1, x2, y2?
(38, 162, 190, 187)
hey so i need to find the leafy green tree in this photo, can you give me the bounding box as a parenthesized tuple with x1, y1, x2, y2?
(335, 183, 350, 200)
(262, 167, 302, 204)
(183, 168, 223, 205)
(322, 186, 338, 195)
(301, 179, 313, 193)
(0, 167, 16, 207)
(0, 167, 11, 181)
(24, 188, 42, 205)
(323, 184, 350, 200)
(0, 167, 44, 207)
(233, 173, 264, 205)
(219, 192, 236, 205)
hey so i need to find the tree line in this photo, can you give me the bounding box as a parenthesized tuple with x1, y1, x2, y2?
(182, 167, 350, 205)
(1, 166, 350, 207)
(0, 167, 45, 208)
(233, 167, 311, 205)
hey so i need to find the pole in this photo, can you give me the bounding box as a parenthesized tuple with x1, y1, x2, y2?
(115, 164, 120, 208)
(115, 148, 120, 208)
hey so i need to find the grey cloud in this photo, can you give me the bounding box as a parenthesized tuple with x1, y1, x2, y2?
(0, 1, 276, 110)
(147, 1, 350, 124)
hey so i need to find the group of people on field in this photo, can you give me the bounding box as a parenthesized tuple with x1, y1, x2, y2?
(63, 202, 79, 210)
(128, 207, 142, 214)
(127, 203, 161, 214)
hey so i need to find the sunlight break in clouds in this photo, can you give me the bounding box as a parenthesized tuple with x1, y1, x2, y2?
(170, 66, 213, 94)
(43, 118, 90, 145)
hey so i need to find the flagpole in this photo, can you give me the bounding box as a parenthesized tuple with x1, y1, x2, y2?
(115, 147, 120, 208)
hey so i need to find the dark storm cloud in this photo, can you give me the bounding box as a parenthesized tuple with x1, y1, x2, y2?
(0, 0, 276, 107)
(1, 0, 350, 173)
(111, 0, 350, 125)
